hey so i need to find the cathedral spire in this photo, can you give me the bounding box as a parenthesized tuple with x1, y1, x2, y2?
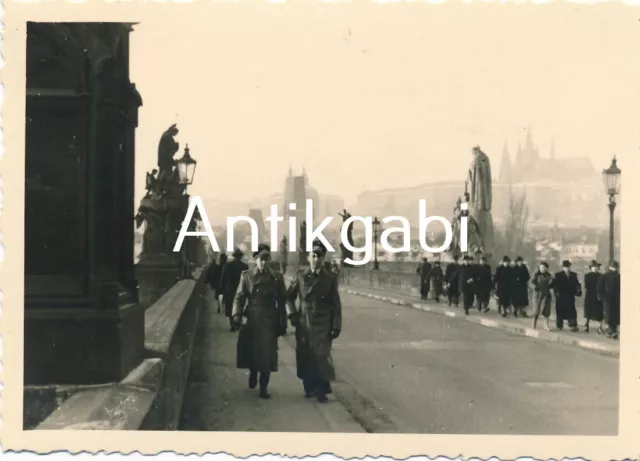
(525, 125, 533, 150)
(288, 164, 293, 177)
(499, 141, 512, 184)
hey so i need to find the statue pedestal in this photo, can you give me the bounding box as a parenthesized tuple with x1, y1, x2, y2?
(135, 253, 181, 308)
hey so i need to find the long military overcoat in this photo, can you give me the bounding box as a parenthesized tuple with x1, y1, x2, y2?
(598, 270, 620, 328)
(221, 258, 249, 317)
(583, 271, 604, 321)
(511, 265, 531, 307)
(552, 270, 582, 320)
(493, 264, 512, 306)
(232, 267, 287, 373)
(286, 267, 342, 382)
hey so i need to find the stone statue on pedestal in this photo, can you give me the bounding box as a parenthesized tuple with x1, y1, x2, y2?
(157, 124, 180, 194)
(450, 146, 495, 261)
(135, 196, 166, 256)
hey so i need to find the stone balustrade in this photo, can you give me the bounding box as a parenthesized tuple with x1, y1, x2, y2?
(34, 268, 207, 430)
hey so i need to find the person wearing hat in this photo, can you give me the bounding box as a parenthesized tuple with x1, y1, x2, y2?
(511, 256, 530, 318)
(475, 255, 492, 313)
(416, 257, 433, 301)
(428, 260, 444, 303)
(493, 256, 513, 317)
(458, 255, 476, 315)
(598, 260, 620, 339)
(530, 261, 553, 331)
(444, 255, 461, 307)
(552, 260, 582, 332)
(219, 247, 249, 331)
(286, 239, 342, 403)
(232, 243, 288, 399)
(583, 260, 604, 334)
(205, 252, 227, 314)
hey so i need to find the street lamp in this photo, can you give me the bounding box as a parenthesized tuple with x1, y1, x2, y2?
(176, 144, 197, 186)
(602, 155, 621, 264)
(372, 216, 380, 270)
(176, 145, 197, 280)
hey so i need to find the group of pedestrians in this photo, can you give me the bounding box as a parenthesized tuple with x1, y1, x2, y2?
(205, 240, 342, 402)
(416, 254, 621, 339)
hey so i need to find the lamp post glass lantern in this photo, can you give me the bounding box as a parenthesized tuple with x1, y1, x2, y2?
(176, 144, 197, 186)
(602, 156, 621, 264)
(177, 145, 197, 280)
(372, 216, 380, 270)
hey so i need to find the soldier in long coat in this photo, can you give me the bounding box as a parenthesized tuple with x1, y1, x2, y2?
(416, 257, 432, 300)
(220, 248, 249, 331)
(493, 256, 513, 317)
(444, 256, 461, 307)
(511, 256, 530, 318)
(475, 255, 492, 313)
(583, 260, 604, 333)
(458, 255, 476, 315)
(232, 244, 288, 399)
(552, 260, 582, 332)
(598, 260, 620, 339)
(286, 239, 342, 403)
(428, 261, 444, 302)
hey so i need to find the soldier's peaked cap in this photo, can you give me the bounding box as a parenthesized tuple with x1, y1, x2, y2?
(502, 255, 511, 262)
(312, 239, 327, 255)
(253, 243, 271, 258)
(562, 260, 572, 267)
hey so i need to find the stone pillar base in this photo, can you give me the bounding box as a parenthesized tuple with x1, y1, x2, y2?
(24, 303, 145, 385)
(136, 253, 181, 308)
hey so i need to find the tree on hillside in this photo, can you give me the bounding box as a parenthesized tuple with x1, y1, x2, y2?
(495, 184, 530, 259)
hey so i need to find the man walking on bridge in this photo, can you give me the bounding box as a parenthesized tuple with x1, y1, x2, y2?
(232, 244, 288, 399)
(286, 239, 342, 403)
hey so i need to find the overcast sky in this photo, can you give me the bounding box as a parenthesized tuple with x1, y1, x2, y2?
(130, 1, 640, 207)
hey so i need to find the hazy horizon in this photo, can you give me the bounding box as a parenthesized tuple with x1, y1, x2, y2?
(130, 2, 640, 207)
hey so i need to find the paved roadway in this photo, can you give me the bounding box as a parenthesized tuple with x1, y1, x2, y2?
(324, 291, 619, 435)
(180, 289, 618, 435)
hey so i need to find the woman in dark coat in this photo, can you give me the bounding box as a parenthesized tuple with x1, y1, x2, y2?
(583, 260, 604, 333)
(511, 256, 530, 318)
(429, 261, 445, 302)
(598, 260, 620, 339)
(493, 256, 513, 317)
(530, 261, 554, 331)
(206, 253, 227, 314)
(445, 256, 461, 307)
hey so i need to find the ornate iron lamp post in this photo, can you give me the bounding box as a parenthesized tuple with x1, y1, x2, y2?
(176, 145, 198, 279)
(602, 155, 621, 264)
(372, 216, 381, 270)
(176, 144, 197, 187)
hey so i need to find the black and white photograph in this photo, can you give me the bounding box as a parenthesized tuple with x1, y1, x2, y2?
(3, 1, 638, 459)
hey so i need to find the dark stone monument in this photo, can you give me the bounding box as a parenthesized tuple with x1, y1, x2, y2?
(135, 139, 189, 306)
(24, 23, 145, 385)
